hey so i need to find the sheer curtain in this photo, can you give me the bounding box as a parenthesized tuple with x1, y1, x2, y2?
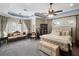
(5, 19, 21, 33)
(5, 19, 28, 35)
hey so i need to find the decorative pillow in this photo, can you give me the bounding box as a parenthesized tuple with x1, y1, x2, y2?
(63, 31, 66, 36)
(60, 31, 70, 36)
(13, 33, 17, 36)
(59, 32, 62, 36)
(8, 33, 11, 37)
(65, 31, 70, 36)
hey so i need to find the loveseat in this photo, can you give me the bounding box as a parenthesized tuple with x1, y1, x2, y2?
(8, 31, 28, 41)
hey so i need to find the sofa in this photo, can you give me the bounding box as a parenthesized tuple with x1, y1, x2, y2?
(8, 31, 28, 41)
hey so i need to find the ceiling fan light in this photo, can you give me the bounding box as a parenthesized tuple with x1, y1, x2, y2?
(48, 14, 54, 18)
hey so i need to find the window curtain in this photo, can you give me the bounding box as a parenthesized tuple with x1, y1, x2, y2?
(24, 20, 31, 33)
(0, 16, 1, 38)
(0, 15, 8, 38)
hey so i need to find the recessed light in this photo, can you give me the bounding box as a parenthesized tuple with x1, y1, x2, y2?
(24, 9, 27, 11)
(19, 13, 21, 15)
(69, 4, 74, 7)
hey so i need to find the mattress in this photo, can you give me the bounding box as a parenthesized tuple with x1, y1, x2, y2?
(40, 34, 72, 52)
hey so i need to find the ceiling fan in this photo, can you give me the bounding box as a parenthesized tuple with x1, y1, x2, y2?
(34, 3, 63, 18)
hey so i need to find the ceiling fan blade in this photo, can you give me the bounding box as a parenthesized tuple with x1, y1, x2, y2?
(34, 12, 41, 16)
(41, 13, 48, 15)
(53, 13, 57, 15)
(34, 12, 47, 18)
(54, 10, 63, 13)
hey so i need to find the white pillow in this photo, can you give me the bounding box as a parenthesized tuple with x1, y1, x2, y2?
(61, 31, 70, 36)
(51, 31, 60, 36)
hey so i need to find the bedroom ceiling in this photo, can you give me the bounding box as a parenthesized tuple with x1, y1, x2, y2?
(0, 3, 79, 19)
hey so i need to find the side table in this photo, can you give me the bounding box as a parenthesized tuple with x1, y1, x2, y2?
(0, 37, 8, 47)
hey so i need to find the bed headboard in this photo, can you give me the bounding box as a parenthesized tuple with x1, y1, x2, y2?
(52, 26, 72, 36)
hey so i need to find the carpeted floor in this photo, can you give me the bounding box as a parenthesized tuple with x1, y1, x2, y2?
(0, 39, 79, 56)
(0, 39, 47, 56)
(72, 45, 79, 56)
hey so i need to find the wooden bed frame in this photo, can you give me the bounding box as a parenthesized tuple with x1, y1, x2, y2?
(59, 44, 72, 56)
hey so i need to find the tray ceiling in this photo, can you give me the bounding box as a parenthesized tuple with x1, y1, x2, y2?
(0, 3, 79, 19)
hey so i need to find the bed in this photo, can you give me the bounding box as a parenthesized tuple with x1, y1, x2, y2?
(40, 27, 72, 55)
